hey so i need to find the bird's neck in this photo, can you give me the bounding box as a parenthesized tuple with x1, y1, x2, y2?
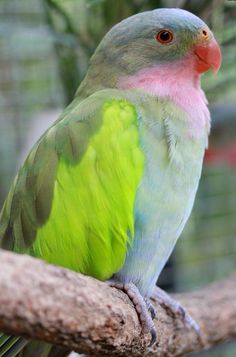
(119, 60, 210, 131)
(76, 58, 210, 136)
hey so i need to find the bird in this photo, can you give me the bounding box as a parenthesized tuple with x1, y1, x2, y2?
(0, 7, 221, 356)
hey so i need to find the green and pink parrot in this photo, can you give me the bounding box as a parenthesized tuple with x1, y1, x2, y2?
(0, 7, 221, 356)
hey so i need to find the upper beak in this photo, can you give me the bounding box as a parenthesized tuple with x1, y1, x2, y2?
(194, 38, 222, 74)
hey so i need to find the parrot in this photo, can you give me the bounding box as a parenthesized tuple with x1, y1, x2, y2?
(0, 7, 221, 356)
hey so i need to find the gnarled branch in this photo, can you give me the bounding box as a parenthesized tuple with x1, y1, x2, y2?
(0, 250, 235, 356)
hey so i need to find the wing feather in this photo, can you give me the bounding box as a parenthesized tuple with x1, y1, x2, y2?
(0, 94, 144, 280)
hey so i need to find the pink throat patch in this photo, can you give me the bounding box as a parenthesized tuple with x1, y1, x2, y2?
(118, 58, 210, 137)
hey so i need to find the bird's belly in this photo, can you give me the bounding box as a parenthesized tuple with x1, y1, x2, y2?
(116, 122, 207, 296)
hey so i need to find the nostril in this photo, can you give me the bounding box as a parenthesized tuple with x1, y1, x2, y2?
(202, 30, 208, 37)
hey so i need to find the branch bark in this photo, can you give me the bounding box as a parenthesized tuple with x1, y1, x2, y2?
(0, 250, 235, 356)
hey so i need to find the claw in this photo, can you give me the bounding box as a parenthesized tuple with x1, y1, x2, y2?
(145, 298, 156, 320)
(184, 313, 201, 336)
(152, 286, 201, 337)
(149, 327, 157, 347)
(107, 280, 157, 346)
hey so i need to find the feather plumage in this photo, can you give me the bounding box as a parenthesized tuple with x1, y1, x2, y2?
(0, 94, 144, 280)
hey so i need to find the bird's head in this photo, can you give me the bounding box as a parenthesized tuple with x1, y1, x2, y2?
(77, 8, 222, 97)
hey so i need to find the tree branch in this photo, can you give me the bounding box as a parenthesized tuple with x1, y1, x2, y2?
(0, 250, 235, 356)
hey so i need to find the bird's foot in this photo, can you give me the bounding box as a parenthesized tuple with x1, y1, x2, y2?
(152, 286, 201, 336)
(108, 280, 157, 346)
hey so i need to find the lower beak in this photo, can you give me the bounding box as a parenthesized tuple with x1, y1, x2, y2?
(194, 38, 222, 74)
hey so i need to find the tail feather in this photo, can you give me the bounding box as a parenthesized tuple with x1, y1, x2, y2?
(2, 338, 29, 357)
(0, 334, 70, 357)
(0, 334, 13, 349)
(0, 335, 28, 356)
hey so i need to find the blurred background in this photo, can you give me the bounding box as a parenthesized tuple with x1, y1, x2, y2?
(0, 0, 235, 356)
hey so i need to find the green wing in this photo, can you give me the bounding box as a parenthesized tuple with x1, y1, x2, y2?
(0, 93, 144, 280)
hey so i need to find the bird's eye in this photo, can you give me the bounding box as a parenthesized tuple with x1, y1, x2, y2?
(156, 30, 173, 44)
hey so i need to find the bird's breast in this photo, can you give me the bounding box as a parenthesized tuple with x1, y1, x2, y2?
(116, 98, 208, 296)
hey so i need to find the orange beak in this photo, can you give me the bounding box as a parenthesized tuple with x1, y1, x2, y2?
(194, 38, 222, 74)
